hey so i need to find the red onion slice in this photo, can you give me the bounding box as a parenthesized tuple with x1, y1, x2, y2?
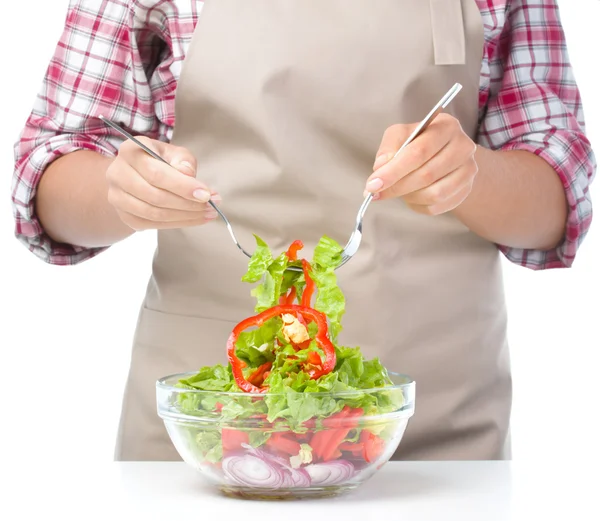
(304, 460, 355, 486)
(285, 466, 311, 488)
(239, 443, 311, 488)
(222, 454, 286, 489)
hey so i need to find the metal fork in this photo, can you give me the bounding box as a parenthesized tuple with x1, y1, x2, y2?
(336, 82, 463, 269)
(98, 115, 253, 258)
(100, 82, 461, 271)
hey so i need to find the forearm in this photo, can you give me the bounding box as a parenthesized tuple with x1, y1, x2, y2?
(453, 146, 568, 250)
(35, 150, 134, 248)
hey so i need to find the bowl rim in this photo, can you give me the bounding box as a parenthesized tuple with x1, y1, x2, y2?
(156, 370, 415, 398)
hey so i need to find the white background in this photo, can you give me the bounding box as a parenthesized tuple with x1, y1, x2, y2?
(1, 0, 598, 480)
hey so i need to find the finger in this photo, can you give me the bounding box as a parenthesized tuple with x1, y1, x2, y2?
(401, 162, 476, 206)
(120, 210, 219, 231)
(119, 139, 211, 202)
(120, 137, 199, 176)
(406, 179, 473, 216)
(376, 137, 466, 200)
(366, 115, 456, 194)
(161, 145, 198, 178)
(110, 189, 217, 223)
(372, 124, 416, 171)
(113, 162, 221, 211)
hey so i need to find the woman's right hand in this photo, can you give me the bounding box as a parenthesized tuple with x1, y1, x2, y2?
(106, 137, 220, 231)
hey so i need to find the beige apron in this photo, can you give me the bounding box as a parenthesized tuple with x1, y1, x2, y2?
(115, 0, 511, 461)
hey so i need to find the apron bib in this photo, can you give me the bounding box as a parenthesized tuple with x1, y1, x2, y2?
(114, 0, 512, 461)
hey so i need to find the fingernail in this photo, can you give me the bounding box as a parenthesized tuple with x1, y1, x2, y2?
(366, 178, 384, 192)
(205, 210, 218, 220)
(211, 193, 222, 204)
(193, 189, 210, 201)
(373, 153, 392, 170)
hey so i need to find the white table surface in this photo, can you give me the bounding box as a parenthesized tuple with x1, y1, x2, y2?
(7, 461, 596, 520)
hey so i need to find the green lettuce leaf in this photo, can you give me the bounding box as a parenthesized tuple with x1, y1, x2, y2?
(175, 235, 404, 452)
(242, 235, 273, 283)
(178, 364, 234, 391)
(251, 251, 288, 312)
(194, 431, 222, 463)
(248, 431, 271, 448)
(235, 317, 281, 367)
(311, 236, 345, 341)
(312, 235, 343, 270)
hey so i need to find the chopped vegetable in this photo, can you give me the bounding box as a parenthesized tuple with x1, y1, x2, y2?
(223, 453, 286, 488)
(285, 240, 304, 262)
(227, 304, 337, 392)
(281, 314, 310, 345)
(360, 430, 386, 463)
(304, 461, 355, 486)
(222, 429, 250, 453)
(289, 444, 313, 469)
(175, 236, 405, 482)
(266, 432, 301, 456)
(301, 259, 315, 307)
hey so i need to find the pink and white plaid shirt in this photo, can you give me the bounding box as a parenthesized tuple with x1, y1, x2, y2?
(11, 0, 596, 269)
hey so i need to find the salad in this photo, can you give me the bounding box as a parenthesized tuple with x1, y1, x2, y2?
(170, 236, 408, 490)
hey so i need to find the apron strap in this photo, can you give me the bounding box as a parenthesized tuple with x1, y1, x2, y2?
(430, 0, 467, 65)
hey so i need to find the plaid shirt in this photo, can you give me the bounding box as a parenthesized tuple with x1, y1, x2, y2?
(11, 0, 596, 269)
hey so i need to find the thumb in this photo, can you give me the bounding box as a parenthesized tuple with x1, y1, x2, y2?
(373, 123, 417, 171)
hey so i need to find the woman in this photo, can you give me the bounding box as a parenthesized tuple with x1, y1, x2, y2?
(12, 0, 596, 461)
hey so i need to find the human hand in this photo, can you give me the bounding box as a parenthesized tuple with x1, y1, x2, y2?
(365, 114, 479, 216)
(106, 138, 219, 231)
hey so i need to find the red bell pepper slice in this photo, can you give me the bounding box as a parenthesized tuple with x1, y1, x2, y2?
(360, 430, 386, 463)
(320, 407, 363, 461)
(309, 407, 364, 462)
(339, 442, 364, 456)
(307, 351, 321, 366)
(266, 432, 302, 456)
(286, 240, 304, 261)
(222, 429, 250, 453)
(301, 259, 316, 307)
(246, 362, 272, 388)
(227, 304, 336, 393)
(279, 240, 303, 304)
(280, 285, 297, 305)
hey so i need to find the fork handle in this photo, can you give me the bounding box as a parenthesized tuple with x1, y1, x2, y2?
(348, 83, 463, 241)
(98, 115, 220, 214)
(392, 82, 462, 158)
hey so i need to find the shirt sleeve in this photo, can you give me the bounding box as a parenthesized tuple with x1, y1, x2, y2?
(476, 0, 596, 270)
(11, 0, 170, 265)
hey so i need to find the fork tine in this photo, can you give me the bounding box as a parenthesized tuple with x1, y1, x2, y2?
(336, 83, 463, 270)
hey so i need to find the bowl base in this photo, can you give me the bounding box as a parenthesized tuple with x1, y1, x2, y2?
(218, 484, 359, 501)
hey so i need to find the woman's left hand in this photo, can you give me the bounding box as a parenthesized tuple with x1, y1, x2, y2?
(365, 113, 479, 216)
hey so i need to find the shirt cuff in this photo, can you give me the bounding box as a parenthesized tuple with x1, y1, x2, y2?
(12, 138, 116, 266)
(496, 132, 595, 270)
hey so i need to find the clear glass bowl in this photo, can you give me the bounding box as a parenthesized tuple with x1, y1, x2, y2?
(156, 372, 415, 500)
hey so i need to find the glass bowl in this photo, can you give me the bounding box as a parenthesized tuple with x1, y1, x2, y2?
(156, 372, 415, 500)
